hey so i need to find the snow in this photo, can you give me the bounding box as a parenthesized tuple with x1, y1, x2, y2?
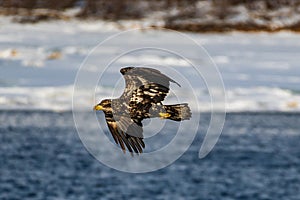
(117, 55, 190, 67)
(0, 17, 300, 112)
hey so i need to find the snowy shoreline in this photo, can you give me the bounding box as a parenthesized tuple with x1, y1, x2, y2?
(0, 85, 299, 112)
(1, 17, 299, 112)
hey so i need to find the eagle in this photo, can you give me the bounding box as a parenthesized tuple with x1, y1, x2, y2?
(94, 67, 191, 155)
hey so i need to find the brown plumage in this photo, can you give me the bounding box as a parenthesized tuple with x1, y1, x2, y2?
(94, 67, 191, 155)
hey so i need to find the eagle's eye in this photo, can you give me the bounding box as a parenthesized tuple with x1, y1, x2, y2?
(100, 99, 111, 107)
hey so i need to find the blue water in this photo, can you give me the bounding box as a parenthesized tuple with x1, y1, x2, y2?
(1, 111, 300, 199)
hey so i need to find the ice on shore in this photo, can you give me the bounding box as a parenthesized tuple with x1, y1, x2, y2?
(0, 17, 299, 112)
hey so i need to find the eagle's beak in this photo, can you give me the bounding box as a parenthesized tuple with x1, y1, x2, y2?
(94, 104, 103, 111)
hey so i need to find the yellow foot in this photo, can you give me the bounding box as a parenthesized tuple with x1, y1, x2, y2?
(159, 112, 171, 119)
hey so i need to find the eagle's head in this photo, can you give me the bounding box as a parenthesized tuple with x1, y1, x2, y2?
(94, 99, 112, 112)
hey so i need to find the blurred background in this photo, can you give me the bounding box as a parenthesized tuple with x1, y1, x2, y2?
(1, 1, 300, 200)
(1, 0, 300, 31)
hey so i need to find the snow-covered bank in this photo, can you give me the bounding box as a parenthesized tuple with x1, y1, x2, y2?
(0, 85, 299, 112)
(1, 17, 300, 112)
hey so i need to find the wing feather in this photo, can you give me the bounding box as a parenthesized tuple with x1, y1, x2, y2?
(130, 138, 143, 153)
(106, 118, 144, 154)
(127, 137, 139, 153)
(120, 67, 180, 103)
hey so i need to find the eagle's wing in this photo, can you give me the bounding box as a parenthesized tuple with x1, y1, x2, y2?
(120, 67, 180, 104)
(105, 115, 145, 154)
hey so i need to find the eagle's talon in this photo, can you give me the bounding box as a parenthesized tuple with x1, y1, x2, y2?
(159, 112, 171, 119)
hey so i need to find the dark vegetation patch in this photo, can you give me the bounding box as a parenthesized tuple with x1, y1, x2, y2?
(1, 0, 300, 32)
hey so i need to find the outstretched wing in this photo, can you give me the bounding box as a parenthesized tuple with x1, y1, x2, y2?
(105, 115, 145, 154)
(120, 67, 180, 101)
(120, 67, 180, 109)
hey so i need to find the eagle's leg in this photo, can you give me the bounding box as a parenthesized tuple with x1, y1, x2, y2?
(147, 103, 191, 121)
(160, 104, 192, 121)
(159, 112, 171, 119)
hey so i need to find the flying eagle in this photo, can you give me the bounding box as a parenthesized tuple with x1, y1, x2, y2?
(94, 67, 191, 154)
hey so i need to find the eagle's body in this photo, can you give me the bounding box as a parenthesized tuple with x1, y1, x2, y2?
(94, 67, 191, 154)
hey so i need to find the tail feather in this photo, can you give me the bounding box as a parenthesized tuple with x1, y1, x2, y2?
(162, 103, 191, 121)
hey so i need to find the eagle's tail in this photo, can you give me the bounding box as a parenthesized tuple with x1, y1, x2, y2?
(161, 103, 191, 121)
